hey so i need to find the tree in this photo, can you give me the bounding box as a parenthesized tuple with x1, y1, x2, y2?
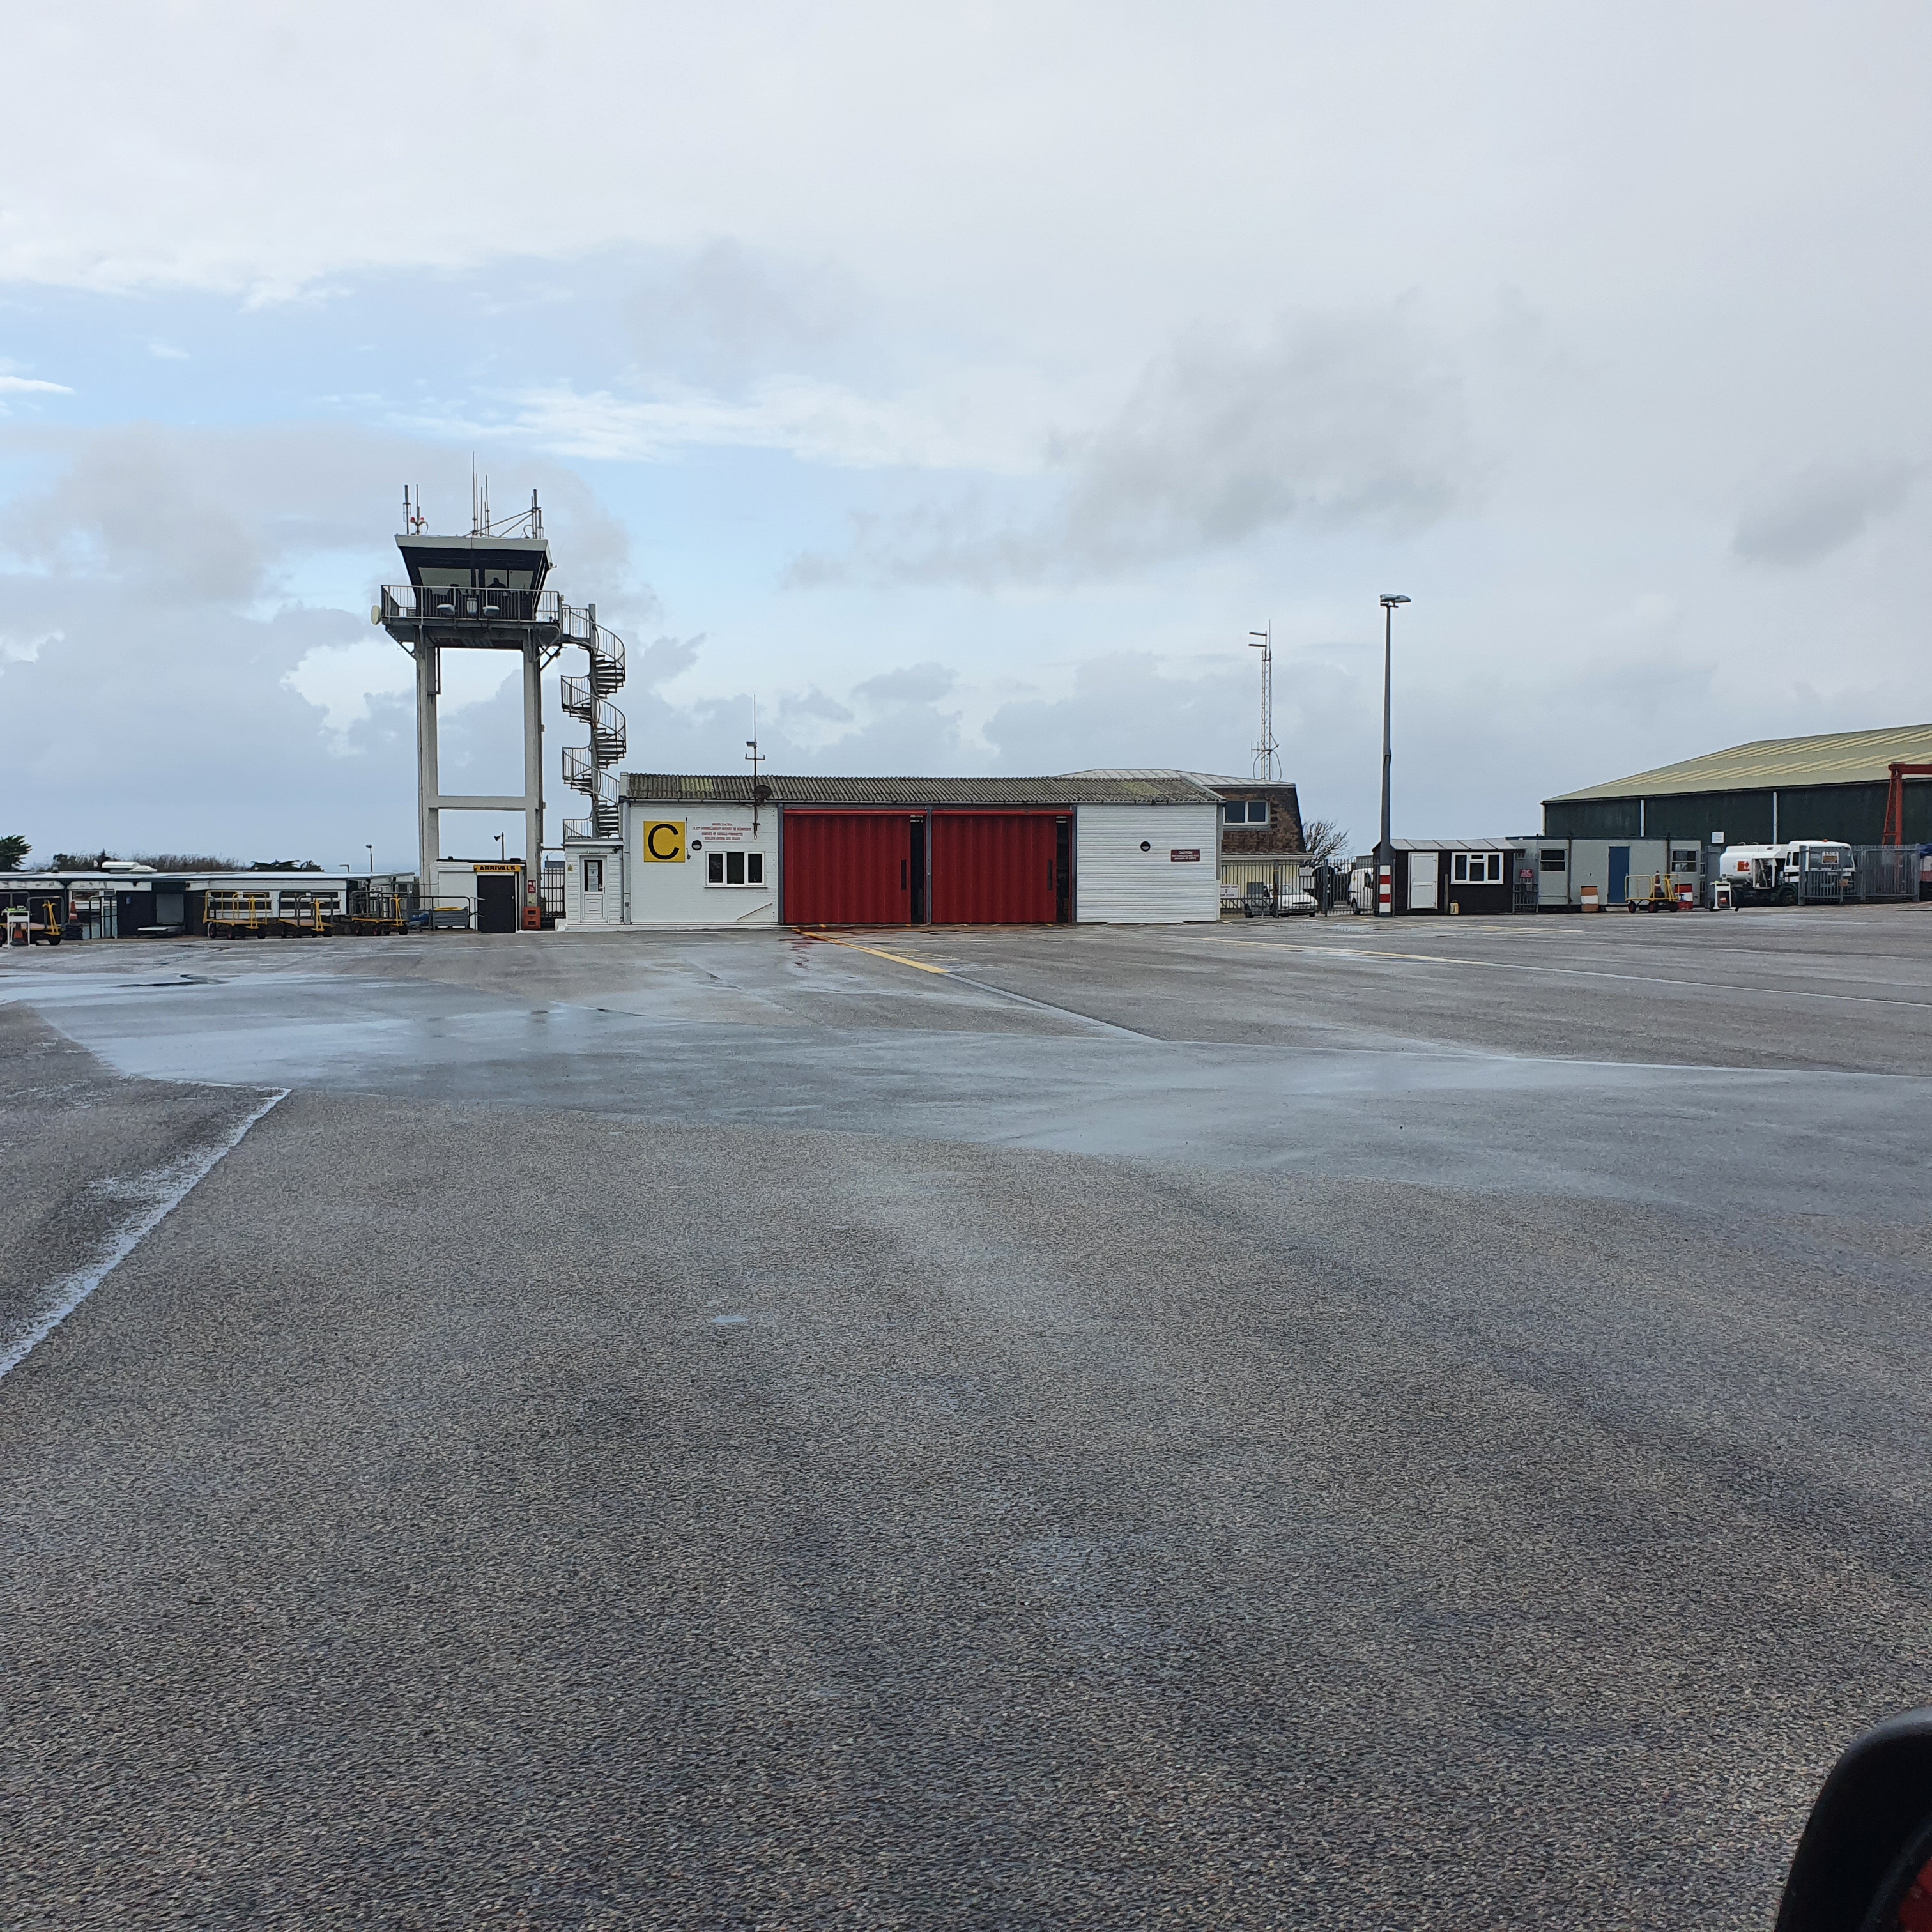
(0, 834, 27, 872)
(1299, 817, 1351, 866)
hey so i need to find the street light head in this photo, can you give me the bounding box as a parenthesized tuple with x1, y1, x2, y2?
(1380, 594, 1411, 608)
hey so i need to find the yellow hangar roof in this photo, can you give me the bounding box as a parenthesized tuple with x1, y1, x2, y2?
(1547, 724, 1932, 802)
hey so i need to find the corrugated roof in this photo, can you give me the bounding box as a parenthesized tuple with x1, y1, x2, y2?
(625, 774, 764, 803)
(624, 772, 1223, 806)
(1387, 838, 1528, 851)
(1063, 767, 1260, 786)
(1547, 724, 1932, 802)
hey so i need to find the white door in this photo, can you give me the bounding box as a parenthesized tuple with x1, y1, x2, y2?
(1074, 805, 1222, 923)
(1409, 857, 1439, 910)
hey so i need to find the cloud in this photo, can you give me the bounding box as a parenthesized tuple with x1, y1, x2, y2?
(1733, 457, 1920, 567)
(0, 375, 72, 394)
(981, 652, 1255, 774)
(852, 661, 956, 705)
(0, 422, 411, 602)
(0, 627, 61, 671)
(629, 632, 706, 693)
(627, 240, 864, 387)
(790, 307, 1474, 586)
(0, 585, 422, 862)
(0, 423, 657, 623)
(475, 366, 1055, 473)
(780, 686, 854, 726)
(284, 636, 420, 748)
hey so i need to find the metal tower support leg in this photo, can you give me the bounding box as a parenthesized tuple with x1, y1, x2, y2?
(523, 641, 544, 887)
(416, 641, 441, 901)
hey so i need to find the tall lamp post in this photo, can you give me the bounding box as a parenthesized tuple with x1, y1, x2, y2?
(1377, 594, 1410, 916)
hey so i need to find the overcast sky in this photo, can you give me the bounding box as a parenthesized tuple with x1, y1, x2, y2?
(2, 1, 1927, 865)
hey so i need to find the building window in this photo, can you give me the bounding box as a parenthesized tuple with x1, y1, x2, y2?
(583, 859, 604, 893)
(1540, 849, 1566, 873)
(1223, 801, 1269, 824)
(1452, 852, 1503, 883)
(707, 850, 766, 886)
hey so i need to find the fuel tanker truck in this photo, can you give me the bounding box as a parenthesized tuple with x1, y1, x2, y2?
(1714, 839, 1854, 905)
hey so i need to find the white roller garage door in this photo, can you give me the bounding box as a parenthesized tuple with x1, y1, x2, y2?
(1075, 805, 1221, 923)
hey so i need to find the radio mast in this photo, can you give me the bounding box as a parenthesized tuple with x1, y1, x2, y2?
(1248, 627, 1280, 780)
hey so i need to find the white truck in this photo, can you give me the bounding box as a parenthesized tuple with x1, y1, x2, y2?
(1714, 839, 1853, 905)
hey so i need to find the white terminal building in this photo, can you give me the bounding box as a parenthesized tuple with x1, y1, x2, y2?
(561, 773, 1225, 928)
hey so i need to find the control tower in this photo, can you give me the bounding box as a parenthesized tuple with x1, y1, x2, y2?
(374, 489, 627, 902)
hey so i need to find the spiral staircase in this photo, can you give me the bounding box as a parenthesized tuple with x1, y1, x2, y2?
(560, 606, 627, 839)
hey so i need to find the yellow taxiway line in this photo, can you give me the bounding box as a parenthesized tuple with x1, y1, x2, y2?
(802, 931, 953, 976)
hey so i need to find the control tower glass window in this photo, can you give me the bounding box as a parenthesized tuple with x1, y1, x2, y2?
(410, 562, 543, 590)
(396, 539, 550, 592)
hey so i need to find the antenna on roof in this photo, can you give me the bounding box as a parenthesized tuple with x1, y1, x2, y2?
(746, 697, 765, 831)
(471, 454, 479, 535)
(1248, 625, 1280, 781)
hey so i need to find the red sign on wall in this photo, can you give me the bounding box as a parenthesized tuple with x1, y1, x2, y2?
(1170, 848, 1201, 862)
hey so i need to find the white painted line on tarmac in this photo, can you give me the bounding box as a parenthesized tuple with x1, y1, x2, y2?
(0, 1088, 289, 1383)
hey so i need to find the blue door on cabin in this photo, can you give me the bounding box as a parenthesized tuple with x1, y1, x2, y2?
(1609, 845, 1630, 906)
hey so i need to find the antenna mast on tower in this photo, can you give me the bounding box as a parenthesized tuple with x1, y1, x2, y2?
(1248, 626, 1280, 780)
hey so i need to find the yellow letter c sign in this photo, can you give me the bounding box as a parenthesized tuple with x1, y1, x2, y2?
(641, 820, 686, 862)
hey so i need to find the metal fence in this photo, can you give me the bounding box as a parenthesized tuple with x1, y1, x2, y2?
(1850, 845, 1921, 902)
(1218, 857, 1358, 916)
(66, 891, 114, 940)
(1219, 857, 1314, 908)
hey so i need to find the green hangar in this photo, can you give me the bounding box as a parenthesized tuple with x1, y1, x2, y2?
(1543, 723, 1932, 847)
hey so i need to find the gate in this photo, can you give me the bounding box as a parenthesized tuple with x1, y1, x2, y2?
(930, 811, 1060, 923)
(476, 873, 520, 932)
(782, 811, 912, 924)
(1848, 846, 1920, 902)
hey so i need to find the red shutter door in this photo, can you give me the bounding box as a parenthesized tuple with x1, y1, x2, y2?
(930, 812, 1059, 923)
(781, 812, 912, 924)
